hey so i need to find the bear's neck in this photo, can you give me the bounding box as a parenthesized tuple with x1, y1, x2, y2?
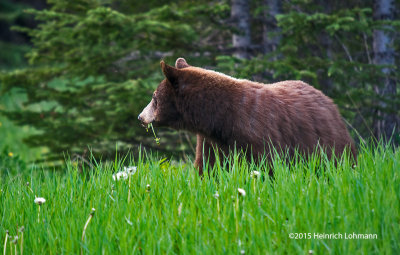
(178, 79, 243, 144)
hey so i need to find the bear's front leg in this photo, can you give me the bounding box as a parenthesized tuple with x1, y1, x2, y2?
(194, 134, 218, 175)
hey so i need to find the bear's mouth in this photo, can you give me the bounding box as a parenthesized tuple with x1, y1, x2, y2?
(139, 120, 151, 128)
(138, 117, 147, 127)
(139, 118, 157, 129)
(138, 113, 153, 128)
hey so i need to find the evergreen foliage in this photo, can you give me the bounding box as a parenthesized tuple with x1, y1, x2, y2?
(0, 0, 399, 163)
(0, 0, 230, 163)
(217, 1, 400, 144)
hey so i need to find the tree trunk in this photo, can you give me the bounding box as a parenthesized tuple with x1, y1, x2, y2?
(372, 0, 398, 143)
(262, 0, 281, 55)
(231, 0, 251, 59)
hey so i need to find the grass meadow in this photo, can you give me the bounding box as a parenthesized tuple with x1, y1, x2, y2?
(0, 144, 399, 254)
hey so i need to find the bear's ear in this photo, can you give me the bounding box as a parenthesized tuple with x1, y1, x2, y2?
(161, 60, 180, 86)
(175, 58, 190, 69)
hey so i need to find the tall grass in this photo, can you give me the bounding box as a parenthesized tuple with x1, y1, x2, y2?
(1, 144, 399, 254)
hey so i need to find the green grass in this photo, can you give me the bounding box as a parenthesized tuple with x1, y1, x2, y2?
(1, 145, 399, 254)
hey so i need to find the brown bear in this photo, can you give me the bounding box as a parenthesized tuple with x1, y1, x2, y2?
(138, 58, 356, 175)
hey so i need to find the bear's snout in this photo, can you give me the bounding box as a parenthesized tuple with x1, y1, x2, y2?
(138, 115, 145, 124)
(138, 99, 156, 127)
(137, 113, 149, 127)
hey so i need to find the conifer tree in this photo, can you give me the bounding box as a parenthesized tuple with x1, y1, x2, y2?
(0, 0, 230, 163)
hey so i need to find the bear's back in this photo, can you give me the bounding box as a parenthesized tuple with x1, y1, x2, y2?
(231, 80, 356, 159)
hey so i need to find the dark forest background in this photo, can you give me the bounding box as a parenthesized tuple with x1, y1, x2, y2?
(0, 0, 399, 167)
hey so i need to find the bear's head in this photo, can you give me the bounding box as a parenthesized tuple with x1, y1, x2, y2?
(138, 58, 191, 129)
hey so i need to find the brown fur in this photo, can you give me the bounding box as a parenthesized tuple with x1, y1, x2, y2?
(138, 58, 357, 175)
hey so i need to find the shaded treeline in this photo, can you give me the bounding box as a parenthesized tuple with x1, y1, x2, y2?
(0, 0, 399, 164)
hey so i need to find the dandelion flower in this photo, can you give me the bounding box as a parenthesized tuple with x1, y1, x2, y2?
(251, 170, 260, 178)
(238, 188, 246, 197)
(11, 236, 18, 255)
(112, 171, 128, 181)
(35, 197, 46, 223)
(34, 197, 46, 205)
(124, 166, 137, 174)
(8, 152, 13, 157)
(12, 235, 18, 244)
(112, 166, 137, 181)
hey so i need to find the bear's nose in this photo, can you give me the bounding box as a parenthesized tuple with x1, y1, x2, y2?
(138, 115, 143, 122)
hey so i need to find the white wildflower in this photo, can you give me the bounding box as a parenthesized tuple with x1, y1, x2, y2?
(113, 171, 128, 181)
(308, 250, 314, 255)
(124, 166, 137, 174)
(34, 197, 46, 205)
(35, 197, 46, 223)
(113, 166, 137, 181)
(251, 170, 260, 178)
(237, 188, 246, 197)
(11, 236, 18, 244)
(213, 192, 220, 199)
